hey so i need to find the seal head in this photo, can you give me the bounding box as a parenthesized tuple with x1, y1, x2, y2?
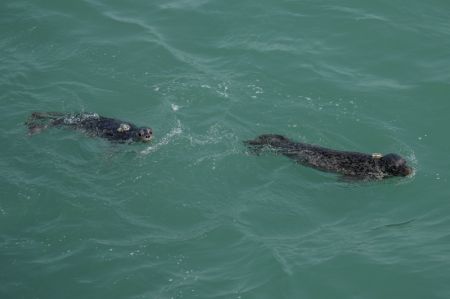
(379, 153, 412, 177)
(137, 127, 153, 142)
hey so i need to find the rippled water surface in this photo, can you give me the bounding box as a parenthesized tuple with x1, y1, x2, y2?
(1, 0, 450, 298)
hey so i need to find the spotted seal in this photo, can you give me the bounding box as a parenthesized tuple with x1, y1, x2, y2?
(244, 134, 413, 180)
(26, 112, 153, 143)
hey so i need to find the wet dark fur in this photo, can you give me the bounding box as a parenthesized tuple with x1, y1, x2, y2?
(26, 112, 153, 143)
(245, 134, 412, 180)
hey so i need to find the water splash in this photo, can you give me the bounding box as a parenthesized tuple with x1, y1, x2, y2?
(140, 120, 183, 155)
(171, 103, 180, 111)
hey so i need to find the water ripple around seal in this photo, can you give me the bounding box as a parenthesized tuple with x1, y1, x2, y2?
(2, 0, 450, 298)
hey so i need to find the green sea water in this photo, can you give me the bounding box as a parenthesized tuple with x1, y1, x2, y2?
(1, 0, 450, 298)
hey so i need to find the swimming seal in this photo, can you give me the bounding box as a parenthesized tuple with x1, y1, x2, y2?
(245, 134, 413, 180)
(26, 112, 153, 143)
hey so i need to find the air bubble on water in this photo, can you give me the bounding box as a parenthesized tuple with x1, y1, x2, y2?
(417, 133, 429, 141)
(216, 83, 229, 98)
(171, 103, 180, 111)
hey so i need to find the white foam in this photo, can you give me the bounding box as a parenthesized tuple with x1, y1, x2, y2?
(171, 103, 180, 111)
(140, 120, 183, 155)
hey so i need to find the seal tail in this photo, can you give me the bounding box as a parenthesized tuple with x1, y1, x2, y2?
(244, 134, 291, 154)
(244, 134, 290, 146)
(25, 112, 64, 135)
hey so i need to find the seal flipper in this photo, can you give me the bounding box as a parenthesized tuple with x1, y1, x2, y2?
(25, 112, 65, 135)
(30, 112, 65, 120)
(27, 124, 48, 135)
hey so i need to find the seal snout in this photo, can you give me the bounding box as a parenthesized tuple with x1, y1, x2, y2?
(402, 166, 414, 177)
(138, 127, 153, 142)
(380, 153, 413, 177)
